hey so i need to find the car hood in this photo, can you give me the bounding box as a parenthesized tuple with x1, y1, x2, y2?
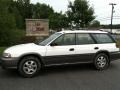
(5, 43, 37, 51)
(4, 43, 46, 57)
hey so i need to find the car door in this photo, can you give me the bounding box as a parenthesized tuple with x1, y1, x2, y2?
(92, 33, 120, 60)
(75, 33, 98, 63)
(44, 33, 76, 65)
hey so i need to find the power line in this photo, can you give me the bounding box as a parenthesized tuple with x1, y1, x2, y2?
(96, 18, 120, 21)
(96, 16, 120, 20)
(113, 16, 120, 17)
(96, 17, 120, 21)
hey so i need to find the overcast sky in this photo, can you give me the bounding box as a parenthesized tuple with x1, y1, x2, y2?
(31, 0, 120, 25)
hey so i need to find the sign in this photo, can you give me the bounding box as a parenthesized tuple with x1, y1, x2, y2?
(26, 19, 49, 36)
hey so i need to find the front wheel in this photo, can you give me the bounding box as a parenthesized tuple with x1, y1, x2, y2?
(94, 53, 110, 70)
(18, 56, 41, 78)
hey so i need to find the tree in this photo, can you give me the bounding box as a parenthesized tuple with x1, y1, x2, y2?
(49, 12, 69, 30)
(32, 3, 54, 19)
(31, 3, 69, 30)
(15, 0, 32, 19)
(90, 20, 100, 28)
(67, 0, 95, 28)
(0, 0, 17, 46)
(8, 0, 24, 29)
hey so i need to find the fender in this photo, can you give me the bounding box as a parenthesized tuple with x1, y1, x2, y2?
(18, 52, 45, 66)
(95, 50, 110, 59)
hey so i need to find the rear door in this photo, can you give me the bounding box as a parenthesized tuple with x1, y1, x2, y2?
(92, 33, 120, 60)
(75, 33, 98, 63)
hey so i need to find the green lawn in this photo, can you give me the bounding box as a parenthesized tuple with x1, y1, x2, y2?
(0, 47, 7, 56)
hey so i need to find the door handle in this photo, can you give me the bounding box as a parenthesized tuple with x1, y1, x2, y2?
(94, 47, 99, 50)
(69, 48, 74, 51)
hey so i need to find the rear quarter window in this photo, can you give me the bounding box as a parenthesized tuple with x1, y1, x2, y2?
(92, 33, 114, 44)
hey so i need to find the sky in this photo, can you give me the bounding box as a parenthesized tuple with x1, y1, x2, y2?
(31, 0, 120, 25)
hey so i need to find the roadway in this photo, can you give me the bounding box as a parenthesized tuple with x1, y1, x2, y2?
(0, 60, 120, 90)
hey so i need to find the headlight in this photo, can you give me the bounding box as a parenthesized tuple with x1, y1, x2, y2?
(3, 53, 11, 58)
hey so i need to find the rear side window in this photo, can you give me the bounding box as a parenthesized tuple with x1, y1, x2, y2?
(92, 34, 114, 44)
(76, 33, 95, 45)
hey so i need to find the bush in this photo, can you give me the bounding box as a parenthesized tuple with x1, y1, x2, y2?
(21, 36, 36, 43)
(0, 47, 7, 56)
(0, 28, 25, 46)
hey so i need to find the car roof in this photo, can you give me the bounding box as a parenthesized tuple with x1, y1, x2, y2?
(58, 30, 108, 34)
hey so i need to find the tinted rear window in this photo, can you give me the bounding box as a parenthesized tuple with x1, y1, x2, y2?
(92, 33, 114, 44)
(76, 33, 95, 45)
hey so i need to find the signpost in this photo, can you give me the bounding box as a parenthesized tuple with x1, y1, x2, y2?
(26, 19, 49, 36)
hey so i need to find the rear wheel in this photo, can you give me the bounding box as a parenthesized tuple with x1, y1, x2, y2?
(18, 56, 41, 78)
(94, 53, 110, 70)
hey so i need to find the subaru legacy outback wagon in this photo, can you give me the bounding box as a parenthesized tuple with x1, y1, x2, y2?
(1, 30, 120, 77)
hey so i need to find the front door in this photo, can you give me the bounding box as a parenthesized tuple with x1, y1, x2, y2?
(45, 33, 76, 65)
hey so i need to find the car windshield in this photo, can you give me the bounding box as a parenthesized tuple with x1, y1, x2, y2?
(39, 33, 62, 46)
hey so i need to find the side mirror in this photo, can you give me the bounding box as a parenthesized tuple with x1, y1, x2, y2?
(50, 43, 58, 46)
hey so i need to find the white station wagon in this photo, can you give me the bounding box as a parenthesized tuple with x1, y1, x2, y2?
(1, 30, 120, 77)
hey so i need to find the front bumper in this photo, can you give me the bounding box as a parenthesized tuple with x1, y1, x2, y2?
(0, 57, 19, 69)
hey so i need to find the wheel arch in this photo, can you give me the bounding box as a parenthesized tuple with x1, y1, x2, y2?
(95, 50, 110, 60)
(17, 53, 45, 67)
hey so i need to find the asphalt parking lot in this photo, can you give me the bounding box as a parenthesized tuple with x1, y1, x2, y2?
(0, 60, 120, 90)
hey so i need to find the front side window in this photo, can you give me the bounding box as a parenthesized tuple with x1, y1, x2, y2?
(92, 33, 114, 44)
(52, 33, 75, 46)
(76, 33, 95, 45)
(39, 33, 62, 46)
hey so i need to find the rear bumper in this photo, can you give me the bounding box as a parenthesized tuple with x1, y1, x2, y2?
(0, 57, 19, 69)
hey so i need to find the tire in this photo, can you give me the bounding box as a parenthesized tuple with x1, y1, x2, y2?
(94, 53, 110, 70)
(18, 56, 41, 78)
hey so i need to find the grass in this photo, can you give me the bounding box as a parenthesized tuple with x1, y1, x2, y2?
(0, 47, 7, 56)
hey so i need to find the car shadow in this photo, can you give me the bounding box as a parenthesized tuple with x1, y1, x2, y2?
(0, 62, 119, 78)
(40, 61, 120, 76)
(0, 64, 94, 78)
(0, 68, 20, 78)
(41, 63, 96, 75)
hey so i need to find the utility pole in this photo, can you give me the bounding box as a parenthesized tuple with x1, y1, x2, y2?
(109, 3, 116, 33)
